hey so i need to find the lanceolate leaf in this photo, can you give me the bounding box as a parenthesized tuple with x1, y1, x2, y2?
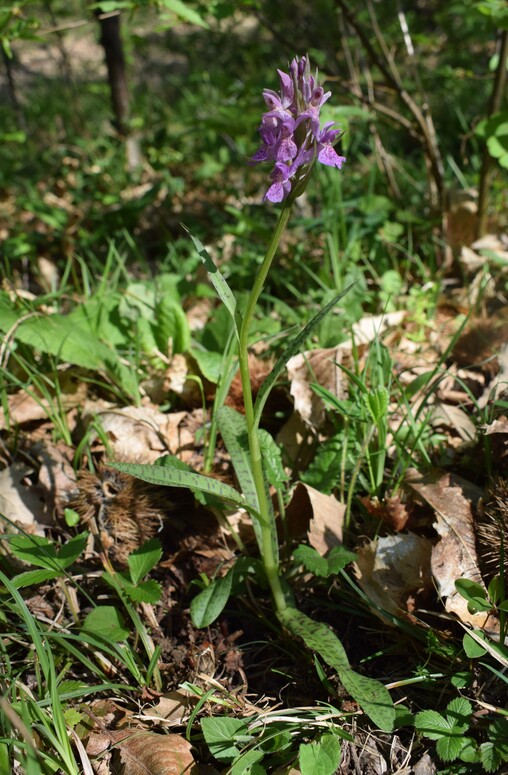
(217, 406, 278, 559)
(191, 571, 233, 628)
(182, 225, 239, 334)
(217, 406, 259, 512)
(111, 461, 257, 515)
(253, 286, 354, 427)
(278, 607, 395, 731)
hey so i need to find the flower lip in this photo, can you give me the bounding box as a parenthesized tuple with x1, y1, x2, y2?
(251, 55, 346, 202)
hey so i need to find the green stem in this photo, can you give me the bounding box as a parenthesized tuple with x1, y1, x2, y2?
(238, 202, 293, 613)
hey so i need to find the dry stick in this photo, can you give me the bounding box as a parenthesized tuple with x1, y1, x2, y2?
(477, 29, 508, 238)
(335, 0, 445, 216)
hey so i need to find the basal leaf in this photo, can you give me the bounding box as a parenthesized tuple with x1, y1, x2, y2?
(254, 286, 353, 427)
(278, 607, 395, 731)
(110, 461, 255, 514)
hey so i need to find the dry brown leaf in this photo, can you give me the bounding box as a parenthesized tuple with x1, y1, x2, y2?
(115, 731, 197, 775)
(350, 311, 406, 344)
(354, 533, 433, 621)
(285, 482, 345, 554)
(0, 381, 87, 430)
(405, 470, 498, 631)
(429, 403, 477, 444)
(85, 406, 187, 463)
(483, 415, 508, 435)
(0, 464, 46, 528)
(287, 346, 347, 429)
(141, 692, 197, 727)
(34, 440, 76, 519)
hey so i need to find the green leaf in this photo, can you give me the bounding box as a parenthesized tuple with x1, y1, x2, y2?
(299, 734, 341, 775)
(12, 568, 61, 588)
(436, 733, 468, 762)
(110, 461, 252, 514)
(217, 406, 260, 513)
(81, 606, 129, 643)
(259, 430, 288, 490)
(293, 545, 357, 578)
(229, 749, 265, 774)
(0, 299, 115, 370)
(201, 716, 249, 761)
(182, 225, 238, 331)
(127, 538, 162, 585)
(191, 348, 224, 383)
(159, 0, 209, 28)
(127, 579, 162, 604)
(454, 578, 491, 612)
(190, 570, 233, 628)
(278, 607, 395, 731)
(64, 508, 81, 527)
(8, 532, 88, 572)
(463, 632, 487, 658)
(415, 709, 451, 739)
(253, 285, 354, 427)
(364, 387, 389, 423)
(445, 697, 472, 731)
(458, 738, 481, 764)
(153, 296, 190, 354)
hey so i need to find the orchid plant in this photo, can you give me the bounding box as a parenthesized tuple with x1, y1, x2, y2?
(114, 56, 395, 731)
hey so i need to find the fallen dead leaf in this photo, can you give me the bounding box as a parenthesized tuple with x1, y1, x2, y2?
(84, 405, 187, 463)
(141, 691, 197, 727)
(285, 481, 345, 554)
(287, 346, 347, 429)
(0, 464, 46, 528)
(114, 730, 198, 775)
(405, 469, 499, 631)
(355, 533, 433, 621)
(350, 311, 406, 345)
(483, 415, 508, 435)
(429, 402, 477, 445)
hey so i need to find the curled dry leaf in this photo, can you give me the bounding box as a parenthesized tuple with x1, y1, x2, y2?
(287, 346, 347, 429)
(115, 731, 197, 775)
(285, 481, 345, 554)
(84, 405, 187, 463)
(405, 469, 499, 632)
(0, 464, 46, 528)
(141, 691, 197, 727)
(354, 533, 433, 622)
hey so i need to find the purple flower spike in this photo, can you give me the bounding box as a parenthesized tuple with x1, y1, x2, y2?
(251, 55, 346, 203)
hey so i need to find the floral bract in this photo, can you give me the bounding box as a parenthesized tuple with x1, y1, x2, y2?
(251, 55, 346, 203)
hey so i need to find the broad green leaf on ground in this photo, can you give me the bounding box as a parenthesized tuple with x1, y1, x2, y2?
(201, 716, 249, 762)
(299, 734, 341, 775)
(0, 298, 117, 370)
(293, 545, 357, 578)
(127, 539, 162, 585)
(253, 286, 354, 427)
(8, 532, 88, 572)
(81, 606, 129, 643)
(111, 461, 253, 513)
(278, 607, 395, 731)
(190, 569, 233, 628)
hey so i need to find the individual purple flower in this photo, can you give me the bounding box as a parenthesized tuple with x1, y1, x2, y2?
(251, 55, 346, 203)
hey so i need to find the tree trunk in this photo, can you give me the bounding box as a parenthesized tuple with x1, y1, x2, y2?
(96, 10, 130, 136)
